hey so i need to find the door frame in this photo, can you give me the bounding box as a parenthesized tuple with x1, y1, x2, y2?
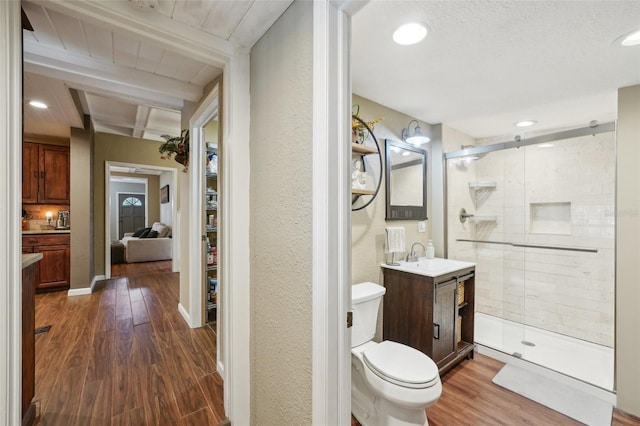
(1, 2, 23, 424)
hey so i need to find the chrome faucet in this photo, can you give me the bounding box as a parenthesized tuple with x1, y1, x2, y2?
(406, 242, 425, 262)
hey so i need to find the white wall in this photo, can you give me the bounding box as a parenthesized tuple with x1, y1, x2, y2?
(160, 171, 173, 227)
(250, 1, 314, 422)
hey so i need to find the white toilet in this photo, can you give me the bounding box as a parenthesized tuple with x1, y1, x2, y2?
(351, 282, 442, 426)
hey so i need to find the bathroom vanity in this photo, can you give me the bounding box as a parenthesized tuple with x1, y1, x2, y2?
(382, 258, 475, 375)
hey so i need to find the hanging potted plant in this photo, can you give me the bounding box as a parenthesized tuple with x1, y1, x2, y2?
(159, 129, 189, 172)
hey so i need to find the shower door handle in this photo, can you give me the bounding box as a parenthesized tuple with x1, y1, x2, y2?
(433, 323, 440, 340)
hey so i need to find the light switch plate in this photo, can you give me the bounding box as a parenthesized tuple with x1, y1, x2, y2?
(418, 221, 426, 232)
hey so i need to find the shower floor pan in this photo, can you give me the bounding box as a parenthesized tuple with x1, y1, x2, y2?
(475, 312, 614, 391)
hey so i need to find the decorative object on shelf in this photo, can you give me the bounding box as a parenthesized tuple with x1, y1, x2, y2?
(351, 112, 383, 212)
(351, 160, 368, 190)
(401, 119, 430, 146)
(352, 104, 383, 144)
(159, 129, 189, 172)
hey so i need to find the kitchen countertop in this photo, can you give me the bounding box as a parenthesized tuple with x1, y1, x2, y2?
(22, 229, 71, 235)
(22, 253, 43, 269)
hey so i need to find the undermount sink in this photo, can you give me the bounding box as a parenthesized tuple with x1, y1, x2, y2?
(382, 257, 475, 277)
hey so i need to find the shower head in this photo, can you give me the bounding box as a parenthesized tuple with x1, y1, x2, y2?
(460, 145, 488, 160)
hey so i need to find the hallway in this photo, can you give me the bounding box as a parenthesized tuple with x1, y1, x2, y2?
(33, 263, 224, 425)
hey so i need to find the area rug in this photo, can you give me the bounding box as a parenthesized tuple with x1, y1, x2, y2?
(492, 364, 612, 426)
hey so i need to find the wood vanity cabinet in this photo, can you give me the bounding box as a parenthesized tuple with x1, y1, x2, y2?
(22, 234, 70, 292)
(22, 142, 70, 204)
(382, 266, 475, 375)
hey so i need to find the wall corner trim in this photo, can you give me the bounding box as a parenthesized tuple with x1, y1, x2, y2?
(178, 302, 193, 327)
(68, 274, 104, 297)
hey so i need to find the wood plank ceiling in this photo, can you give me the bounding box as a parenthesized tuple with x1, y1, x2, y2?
(21, 0, 293, 140)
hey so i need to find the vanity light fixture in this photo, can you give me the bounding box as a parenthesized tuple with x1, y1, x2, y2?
(401, 119, 430, 145)
(29, 100, 48, 109)
(515, 120, 537, 128)
(393, 23, 427, 46)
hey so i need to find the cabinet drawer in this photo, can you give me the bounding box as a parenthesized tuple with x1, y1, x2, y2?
(22, 234, 70, 247)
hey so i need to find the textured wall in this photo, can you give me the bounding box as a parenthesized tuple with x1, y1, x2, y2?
(249, 1, 313, 423)
(616, 84, 640, 415)
(351, 95, 435, 288)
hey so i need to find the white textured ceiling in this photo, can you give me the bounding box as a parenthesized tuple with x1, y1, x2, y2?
(352, 0, 640, 139)
(22, 0, 293, 140)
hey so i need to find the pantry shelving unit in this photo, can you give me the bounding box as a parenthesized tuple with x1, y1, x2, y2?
(205, 145, 219, 324)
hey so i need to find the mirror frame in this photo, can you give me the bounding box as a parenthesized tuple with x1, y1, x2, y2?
(385, 139, 428, 220)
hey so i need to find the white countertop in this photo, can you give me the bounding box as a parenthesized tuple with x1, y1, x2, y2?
(23, 229, 71, 235)
(22, 253, 43, 269)
(382, 257, 475, 278)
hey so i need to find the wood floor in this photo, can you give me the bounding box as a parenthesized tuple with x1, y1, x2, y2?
(33, 261, 225, 426)
(353, 353, 640, 426)
(34, 260, 640, 425)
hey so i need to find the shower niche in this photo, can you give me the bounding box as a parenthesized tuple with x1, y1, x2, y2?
(529, 202, 571, 235)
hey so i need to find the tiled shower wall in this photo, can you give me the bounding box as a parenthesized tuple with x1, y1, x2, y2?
(447, 131, 615, 347)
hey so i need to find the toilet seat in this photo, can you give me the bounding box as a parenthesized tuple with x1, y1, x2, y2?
(363, 341, 439, 389)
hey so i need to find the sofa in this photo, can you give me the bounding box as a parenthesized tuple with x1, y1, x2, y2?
(120, 222, 172, 263)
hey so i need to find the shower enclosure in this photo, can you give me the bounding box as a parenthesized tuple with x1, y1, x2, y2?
(445, 123, 616, 391)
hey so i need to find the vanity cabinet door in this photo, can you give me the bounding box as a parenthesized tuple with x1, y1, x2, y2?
(432, 279, 457, 363)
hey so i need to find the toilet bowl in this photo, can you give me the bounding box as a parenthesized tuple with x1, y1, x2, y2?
(351, 282, 442, 426)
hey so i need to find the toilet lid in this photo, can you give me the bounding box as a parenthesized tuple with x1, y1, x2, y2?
(363, 341, 439, 387)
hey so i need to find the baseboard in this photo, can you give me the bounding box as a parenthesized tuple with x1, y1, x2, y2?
(67, 274, 104, 297)
(476, 344, 617, 406)
(178, 303, 192, 327)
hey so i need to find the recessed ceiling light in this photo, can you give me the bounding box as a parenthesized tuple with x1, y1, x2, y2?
(393, 23, 427, 46)
(515, 120, 537, 128)
(29, 100, 48, 109)
(620, 29, 640, 47)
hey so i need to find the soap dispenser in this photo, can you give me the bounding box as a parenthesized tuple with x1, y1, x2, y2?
(426, 240, 435, 259)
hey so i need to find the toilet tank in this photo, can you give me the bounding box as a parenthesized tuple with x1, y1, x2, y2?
(351, 282, 386, 347)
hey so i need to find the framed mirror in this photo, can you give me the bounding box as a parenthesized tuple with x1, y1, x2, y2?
(385, 139, 428, 220)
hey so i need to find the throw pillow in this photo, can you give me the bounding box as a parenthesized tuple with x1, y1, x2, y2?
(156, 225, 170, 238)
(132, 227, 149, 237)
(141, 230, 159, 239)
(139, 228, 151, 238)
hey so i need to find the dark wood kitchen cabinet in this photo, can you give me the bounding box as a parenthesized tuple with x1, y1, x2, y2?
(22, 142, 70, 205)
(382, 265, 475, 375)
(22, 233, 70, 292)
